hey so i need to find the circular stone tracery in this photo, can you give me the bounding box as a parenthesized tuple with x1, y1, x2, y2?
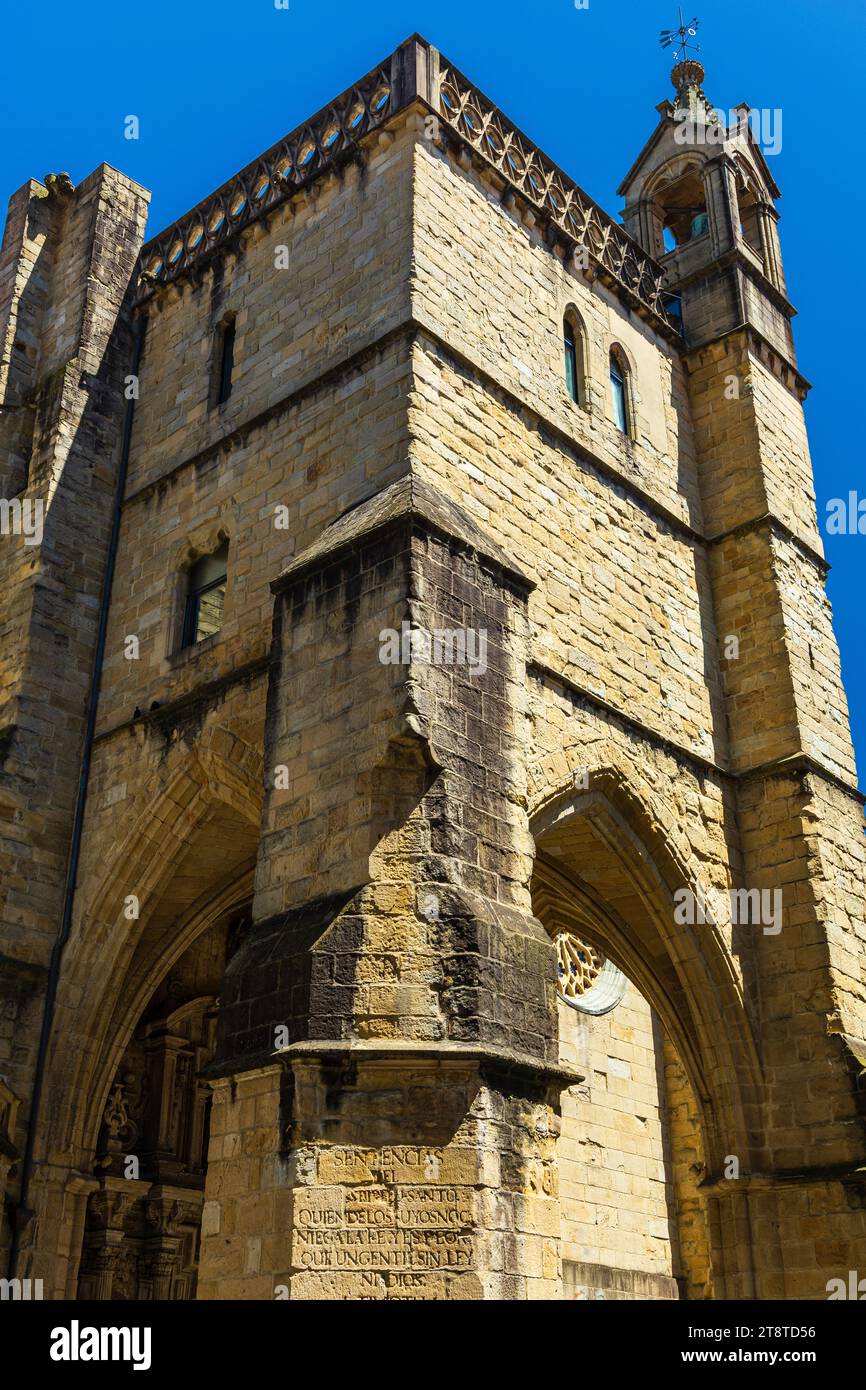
(556, 933, 603, 999)
(553, 932, 627, 1015)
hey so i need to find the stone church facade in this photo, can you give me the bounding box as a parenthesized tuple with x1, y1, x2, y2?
(1, 35, 864, 1301)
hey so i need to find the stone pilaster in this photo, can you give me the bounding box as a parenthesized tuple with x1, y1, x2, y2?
(689, 340, 866, 1292)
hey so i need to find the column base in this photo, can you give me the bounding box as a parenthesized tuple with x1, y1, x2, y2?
(200, 1045, 581, 1301)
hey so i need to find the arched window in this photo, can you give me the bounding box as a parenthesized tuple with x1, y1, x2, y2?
(609, 349, 629, 435)
(735, 165, 764, 261)
(182, 539, 228, 647)
(652, 162, 708, 256)
(563, 309, 585, 407)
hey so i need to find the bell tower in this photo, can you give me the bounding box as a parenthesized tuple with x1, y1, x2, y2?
(618, 55, 789, 355)
(617, 42, 866, 1296)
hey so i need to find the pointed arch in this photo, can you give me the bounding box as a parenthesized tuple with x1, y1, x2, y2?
(529, 753, 764, 1174)
(731, 156, 770, 264)
(608, 341, 634, 437)
(642, 151, 710, 257)
(42, 725, 264, 1165)
(562, 303, 589, 408)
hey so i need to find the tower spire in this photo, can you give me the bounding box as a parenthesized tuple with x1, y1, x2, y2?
(660, 8, 709, 119)
(659, 9, 705, 103)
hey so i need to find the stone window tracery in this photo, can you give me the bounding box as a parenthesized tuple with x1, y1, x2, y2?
(553, 932, 628, 1015)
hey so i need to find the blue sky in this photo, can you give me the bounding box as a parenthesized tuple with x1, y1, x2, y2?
(3, 0, 863, 785)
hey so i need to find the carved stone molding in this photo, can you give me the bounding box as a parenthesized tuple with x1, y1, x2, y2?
(137, 60, 393, 296)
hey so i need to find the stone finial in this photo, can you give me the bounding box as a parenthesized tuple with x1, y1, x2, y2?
(670, 56, 715, 123)
(44, 171, 75, 198)
(671, 57, 705, 92)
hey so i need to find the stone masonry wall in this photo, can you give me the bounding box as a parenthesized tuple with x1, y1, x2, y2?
(558, 982, 681, 1299)
(0, 168, 149, 1254)
(3, 47, 864, 1300)
(201, 481, 568, 1299)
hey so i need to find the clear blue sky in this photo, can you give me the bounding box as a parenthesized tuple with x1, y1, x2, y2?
(3, 0, 863, 786)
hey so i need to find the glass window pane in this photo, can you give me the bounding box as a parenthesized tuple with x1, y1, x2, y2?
(194, 580, 226, 642)
(183, 542, 228, 647)
(564, 332, 577, 402)
(567, 346, 578, 403)
(610, 359, 627, 434)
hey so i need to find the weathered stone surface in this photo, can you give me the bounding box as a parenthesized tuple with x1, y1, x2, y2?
(2, 35, 864, 1302)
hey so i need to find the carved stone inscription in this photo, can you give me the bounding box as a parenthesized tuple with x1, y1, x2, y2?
(292, 1145, 479, 1294)
(294, 1226, 474, 1271)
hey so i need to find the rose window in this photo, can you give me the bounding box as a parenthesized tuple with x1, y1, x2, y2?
(552, 932, 627, 1015)
(555, 933, 603, 1000)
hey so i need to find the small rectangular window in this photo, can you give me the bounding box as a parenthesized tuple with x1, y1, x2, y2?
(182, 541, 228, 647)
(216, 320, 235, 405)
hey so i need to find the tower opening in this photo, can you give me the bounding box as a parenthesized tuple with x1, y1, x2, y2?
(735, 164, 764, 261)
(76, 903, 252, 1301)
(657, 167, 708, 253)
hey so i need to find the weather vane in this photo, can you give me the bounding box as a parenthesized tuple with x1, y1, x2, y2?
(659, 7, 701, 63)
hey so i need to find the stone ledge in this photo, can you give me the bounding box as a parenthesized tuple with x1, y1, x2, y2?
(563, 1259, 680, 1301)
(699, 1164, 866, 1195)
(206, 1038, 583, 1090)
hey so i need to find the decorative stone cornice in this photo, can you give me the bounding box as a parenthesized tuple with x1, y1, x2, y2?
(437, 58, 680, 335)
(136, 54, 395, 301)
(134, 36, 679, 337)
(271, 1038, 583, 1089)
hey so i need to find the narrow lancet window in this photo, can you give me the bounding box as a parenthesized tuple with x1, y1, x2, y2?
(610, 350, 629, 435)
(564, 316, 579, 403)
(216, 319, 236, 405)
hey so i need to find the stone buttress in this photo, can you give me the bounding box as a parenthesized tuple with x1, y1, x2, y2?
(199, 478, 578, 1299)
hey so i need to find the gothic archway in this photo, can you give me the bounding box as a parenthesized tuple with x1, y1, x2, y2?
(529, 755, 766, 1299)
(21, 726, 264, 1297)
(76, 906, 252, 1300)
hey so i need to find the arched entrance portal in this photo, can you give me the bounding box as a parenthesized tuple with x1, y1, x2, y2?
(530, 773, 764, 1301)
(532, 853, 710, 1300)
(21, 725, 265, 1300)
(76, 906, 251, 1300)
